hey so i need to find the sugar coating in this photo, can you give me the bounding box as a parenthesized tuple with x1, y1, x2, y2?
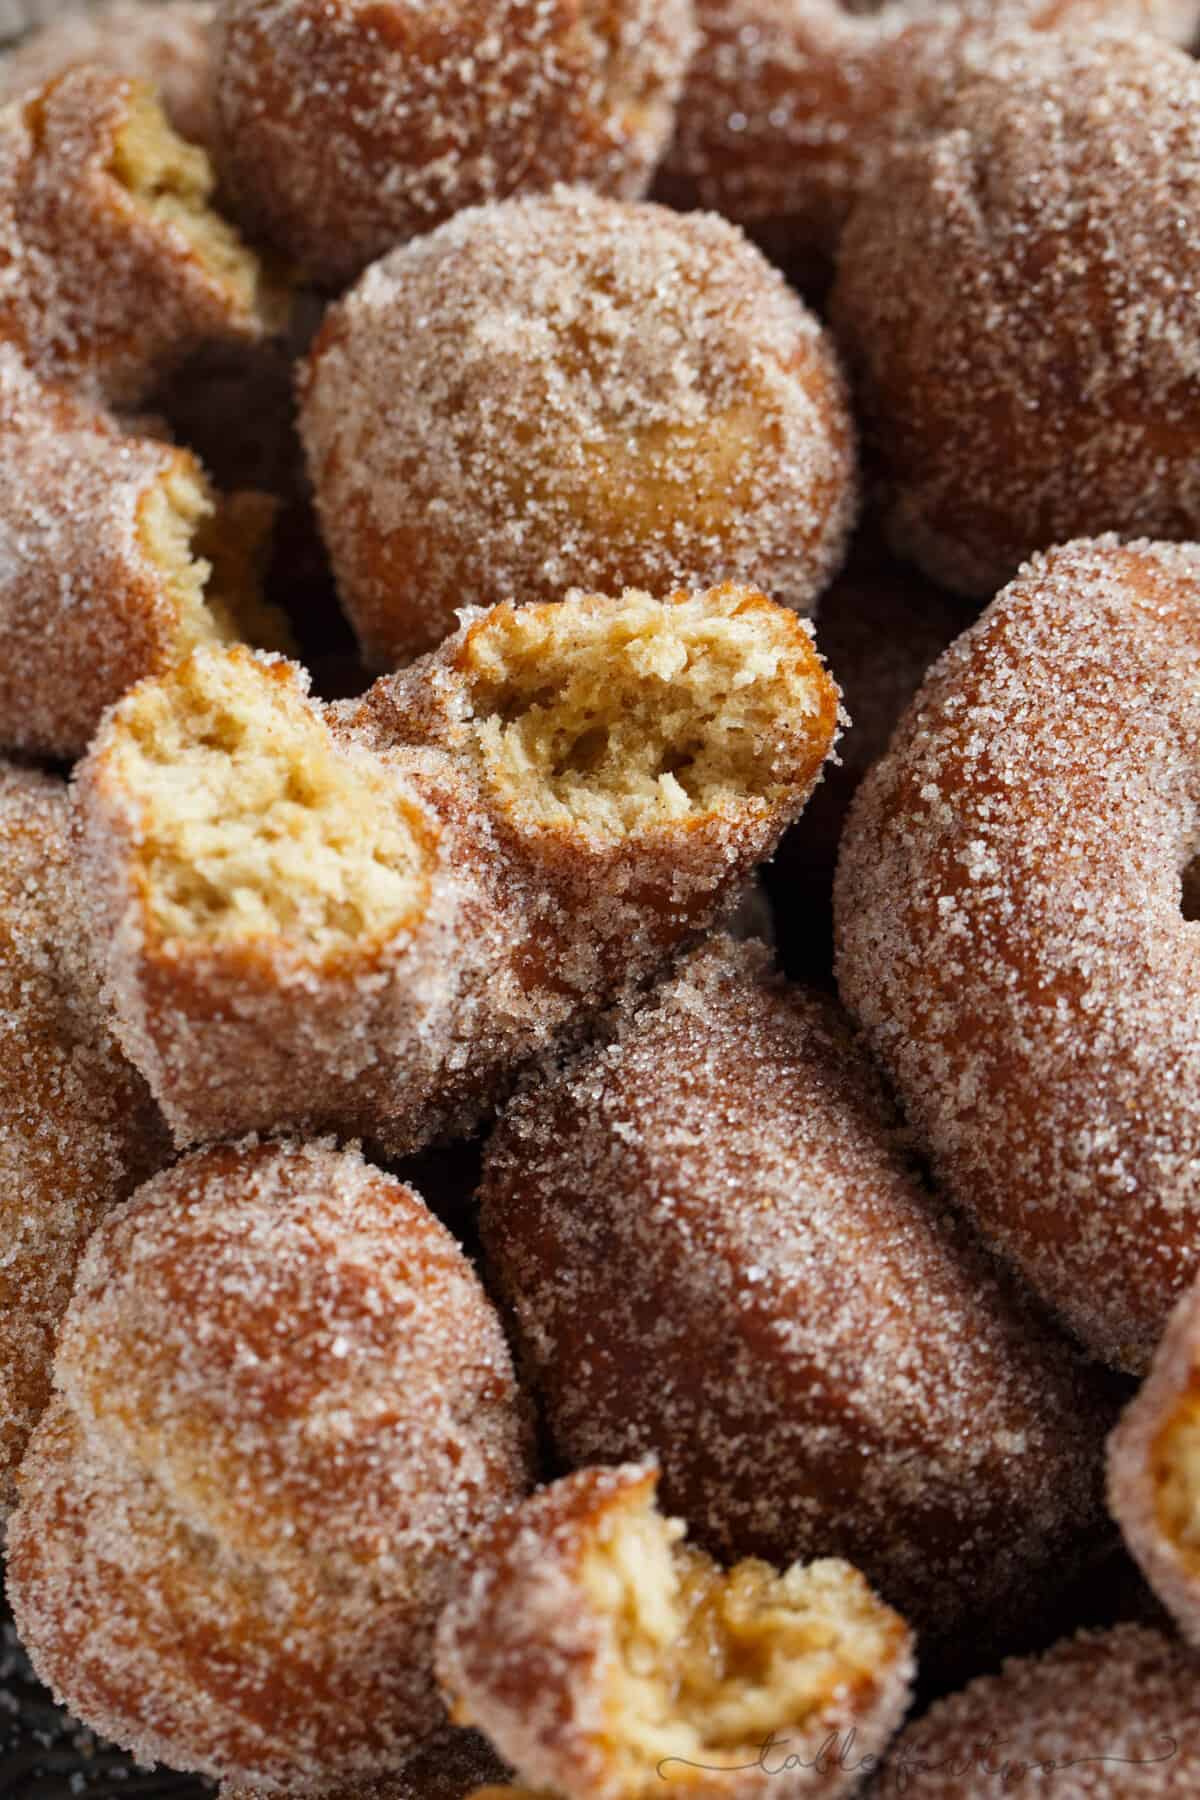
(0, 64, 277, 409)
(866, 1625, 1200, 1796)
(1108, 1276, 1200, 1647)
(220, 1729, 513, 1800)
(436, 1463, 915, 1800)
(831, 31, 1200, 597)
(0, 346, 281, 759)
(834, 537, 1200, 1373)
(213, 0, 695, 289)
(659, 0, 1200, 263)
(0, 760, 166, 1519)
(77, 587, 837, 1151)
(479, 935, 1113, 1656)
(6, 1138, 533, 1787)
(0, 0, 217, 147)
(300, 188, 857, 666)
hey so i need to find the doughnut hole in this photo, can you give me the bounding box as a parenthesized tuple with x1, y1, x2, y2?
(1150, 1391, 1200, 1567)
(582, 1484, 907, 1784)
(136, 455, 289, 658)
(460, 586, 838, 839)
(110, 648, 435, 955)
(108, 82, 278, 325)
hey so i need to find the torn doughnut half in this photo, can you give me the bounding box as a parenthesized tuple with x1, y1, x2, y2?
(1109, 1275, 1200, 1647)
(0, 65, 285, 407)
(436, 1464, 915, 1800)
(0, 349, 288, 758)
(79, 585, 837, 1149)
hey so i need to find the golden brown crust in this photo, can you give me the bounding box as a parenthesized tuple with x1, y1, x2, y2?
(0, 347, 284, 758)
(77, 588, 837, 1150)
(0, 0, 217, 148)
(0, 64, 280, 408)
(866, 1625, 1200, 1796)
(659, 0, 1200, 268)
(6, 1138, 532, 1786)
(834, 538, 1200, 1371)
(831, 32, 1200, 596)
(213, 0, 695, 289)
(299, 189, 857, 665)
(436, 1464, 915, 1800)
(479, 935, 1114, 1655)
(0, 759, 167, 1517)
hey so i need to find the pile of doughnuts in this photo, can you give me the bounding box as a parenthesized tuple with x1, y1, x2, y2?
(0, 0, 1197, 1796)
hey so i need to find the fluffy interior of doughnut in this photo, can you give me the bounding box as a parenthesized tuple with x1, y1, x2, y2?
(582, 1489, 900, 1785)
(463, 586, 830, 835)
(109, 83, 276, 320)
(1152, 1396, 1200, 1565)
(110, 650, 431, 952)
(137, 457, 291, 658)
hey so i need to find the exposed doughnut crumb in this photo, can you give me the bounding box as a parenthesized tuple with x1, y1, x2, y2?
(437, 1463, 915, 1800)
(1109, 1277, 1200, 1648)
(6, 1138, 532, 1787)
(480, 935, 1113, 1656)
(0, 65, 283, 408)
(0, 348, 288, 758)
(658, 0, 1200, 267)
(831, 31, 1200, 596)
(834, 537, 1200, 1372)
(0, 0, 217, 147)
(300, 189, 857, 665)
(213, 0, 695, 288)
(78, 586, 836, 1150)
(0, 761, 167, 1518)
(866, 1625, 1200, 1795)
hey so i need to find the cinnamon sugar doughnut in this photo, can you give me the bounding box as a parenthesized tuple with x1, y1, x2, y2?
(436, 1463, 915, 1800)
(479, 936, 1112, 1652)
(831, 32, 1200, 597)
(0, 761, 166, 1517)
(0, 0, 216, 148)
(1108, 1277, 1200, 1647)
(659, 0, 1200, 275)
(212, 0, 695, 290)
(220, 1730, 513, 1800)
(834, 538, 1200, 1372)
(866, 1625, 1199, 1796)
(6, 1138, 532, 1787)
(0, 65, 282, 408)
(76, 584, 836, 1150)
(300, 189, 856, 666)
(0, 349, 288, 759)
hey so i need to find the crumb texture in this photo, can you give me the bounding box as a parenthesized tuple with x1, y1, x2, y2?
(300, 189, 855, 663)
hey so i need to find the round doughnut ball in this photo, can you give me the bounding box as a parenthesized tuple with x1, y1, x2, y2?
(831, 32, 1200, 597)
(6, 1138, 532, 1788)
(0, 761, 166, 1516)
(834, 538, 1200, 1373)
(436, 1463, 915, 1800)
(213, 0, 696, 290)
(659, 0, 1200, 276)
(1109, 1276, 1200, 1649)
(866, 1625, 1200, 1796)
(220, 1730, 513, 1800)
(300, 189, 856, 666)
(479, 935, 1113, 1653)
(0, 0, 217, 149)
